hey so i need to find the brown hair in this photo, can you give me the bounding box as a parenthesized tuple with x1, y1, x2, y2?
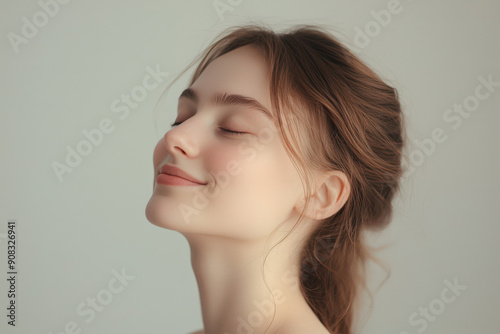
(159, 24, 407, 334)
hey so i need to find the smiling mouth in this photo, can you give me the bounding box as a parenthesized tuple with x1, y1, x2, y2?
(163, 172, 205, 184)
(158, 164, 207, 185)
(156, 172, 206, 186)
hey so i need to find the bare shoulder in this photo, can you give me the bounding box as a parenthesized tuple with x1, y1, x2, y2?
(187, 330, 204, 334)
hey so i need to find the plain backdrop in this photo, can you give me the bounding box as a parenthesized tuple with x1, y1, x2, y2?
(1, 0, 499, 333)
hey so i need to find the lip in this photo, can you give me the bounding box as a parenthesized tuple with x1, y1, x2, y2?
(158, 164, 207, 185)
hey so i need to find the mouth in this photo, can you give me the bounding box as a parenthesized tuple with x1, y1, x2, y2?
(158, 164, 207, 185)
(157, 173, 206, 186)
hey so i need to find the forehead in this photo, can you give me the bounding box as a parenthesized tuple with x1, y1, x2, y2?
(189, 44, 272, 109)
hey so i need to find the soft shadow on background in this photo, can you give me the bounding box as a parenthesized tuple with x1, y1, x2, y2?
(1, 0, 498, 333)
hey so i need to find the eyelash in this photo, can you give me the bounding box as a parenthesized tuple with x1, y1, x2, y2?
(170, 121, 247, 136)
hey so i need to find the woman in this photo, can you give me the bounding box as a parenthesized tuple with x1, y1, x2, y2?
(145, 24, 406, 334)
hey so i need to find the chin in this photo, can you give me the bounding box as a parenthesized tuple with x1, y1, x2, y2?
(144, 195, 188, 231)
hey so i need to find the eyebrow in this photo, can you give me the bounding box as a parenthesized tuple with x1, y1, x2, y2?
(178, 88, 274, 121)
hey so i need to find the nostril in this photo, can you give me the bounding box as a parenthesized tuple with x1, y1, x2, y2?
(175, 146, 186, 155)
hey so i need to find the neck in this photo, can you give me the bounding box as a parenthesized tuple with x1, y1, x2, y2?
(183, 227, 313, 334)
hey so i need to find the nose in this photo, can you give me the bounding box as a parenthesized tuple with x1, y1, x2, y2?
(162, 120, 200, 158)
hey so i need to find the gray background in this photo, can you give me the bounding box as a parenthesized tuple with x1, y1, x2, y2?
(1, 0, 498, 333)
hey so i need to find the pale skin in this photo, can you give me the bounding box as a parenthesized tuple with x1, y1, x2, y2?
(145, 44, 350, 334)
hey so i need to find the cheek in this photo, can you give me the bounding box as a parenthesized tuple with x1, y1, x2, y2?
(202, 141, 301, 239)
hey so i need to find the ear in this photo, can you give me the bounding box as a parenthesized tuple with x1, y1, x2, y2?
(295, 170, 351, 221)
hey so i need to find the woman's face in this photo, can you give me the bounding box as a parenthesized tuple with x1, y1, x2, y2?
(145, 44, 306, 241)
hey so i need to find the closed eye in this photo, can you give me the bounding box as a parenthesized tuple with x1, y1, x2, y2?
(218, 128, 247, 136)
(170, 121, 248, 136)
